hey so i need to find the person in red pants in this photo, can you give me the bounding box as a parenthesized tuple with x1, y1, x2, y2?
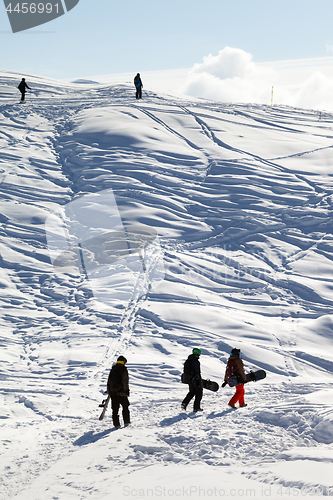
(223, 348, 248, 408)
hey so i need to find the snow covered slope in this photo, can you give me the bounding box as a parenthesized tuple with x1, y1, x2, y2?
(1, 70, 333, 499)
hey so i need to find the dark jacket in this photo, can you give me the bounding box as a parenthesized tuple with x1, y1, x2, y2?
(186, 353, 201, 379)
(224, 355, 247, 384)
(107, 363, 129, 396)
(18, 80, 30, 93)
(134, 74, 142, 88)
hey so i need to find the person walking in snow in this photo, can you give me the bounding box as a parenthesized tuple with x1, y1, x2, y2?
(134, 73, 143, 99)
(181, 348, 203, 412)
(223, 348, 248, 408)
(107, 355, 131, 428)
(18, 78, 31, 102)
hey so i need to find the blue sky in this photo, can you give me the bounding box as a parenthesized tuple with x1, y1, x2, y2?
(1, 0, 333, 79)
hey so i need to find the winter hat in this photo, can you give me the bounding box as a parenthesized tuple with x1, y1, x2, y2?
(192, 348, 201, 356)
(117, 355, 127, 364)
(231, 348, 240, 357)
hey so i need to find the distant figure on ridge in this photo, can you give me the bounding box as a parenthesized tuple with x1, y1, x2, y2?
(223, 348, 248, 408)
(181, 348, 203, 412)
(134, 73, 143, 99)
(18, 78, 31, 102)
(107, 355, 131, 428)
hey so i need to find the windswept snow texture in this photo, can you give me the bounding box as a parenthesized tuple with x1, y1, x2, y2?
(1, 70, 333, 499)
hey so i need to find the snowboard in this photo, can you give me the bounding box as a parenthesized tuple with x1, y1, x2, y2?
(246, 369, 266, 383)
(228, 370, 266, 387)
(201, 379, 219, 392)
(181, 374, 219, 391)
(98, 395, 110, 421)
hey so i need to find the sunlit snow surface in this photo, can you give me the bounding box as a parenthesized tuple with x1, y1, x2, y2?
(0, 70, 333, 499)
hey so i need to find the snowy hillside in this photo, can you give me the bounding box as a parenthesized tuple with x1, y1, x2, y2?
(1, 70, 333, 499)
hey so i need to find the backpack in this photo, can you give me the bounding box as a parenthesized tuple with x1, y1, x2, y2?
(227, 358, 237, 378)
(183, 358, 192, 375)
(181, 357, 192, 384)
(107, 367, 123, 393)
(227, 358, 242, 387)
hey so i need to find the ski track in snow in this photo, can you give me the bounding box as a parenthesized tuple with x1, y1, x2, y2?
(0, 71, 333, 499)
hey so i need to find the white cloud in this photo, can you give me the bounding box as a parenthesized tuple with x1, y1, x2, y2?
(293, 71, 333, 110)
(180, 47, 333, 111)
(191, 46, 268, 81)
(181, 47, 274, 105)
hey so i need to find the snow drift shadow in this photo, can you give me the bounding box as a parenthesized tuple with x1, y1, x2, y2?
(73, 428, 115, 446)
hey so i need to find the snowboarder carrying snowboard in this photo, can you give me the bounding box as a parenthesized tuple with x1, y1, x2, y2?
(18, 78, 31, 102)
(107, 355, 131, 428)
(181, 348, 203, 412)
(223, 348, 248, 408)
(134, 73, 143, 99)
